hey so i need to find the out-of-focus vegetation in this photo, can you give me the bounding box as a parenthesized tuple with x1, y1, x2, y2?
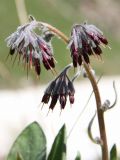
(0, 0, 120, 88)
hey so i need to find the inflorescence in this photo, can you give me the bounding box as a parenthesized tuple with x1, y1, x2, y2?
(5, 17, 109, 111)
(41, 64, 75, 111)
(68, 23, 108, 67)
(6, 19, 56, 76)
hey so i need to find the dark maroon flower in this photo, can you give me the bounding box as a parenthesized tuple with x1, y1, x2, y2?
(68, 23, 108, 67)
(68, 79, 75, 104)
(5, 21, 56, 76)
(41, 64, 75, 111)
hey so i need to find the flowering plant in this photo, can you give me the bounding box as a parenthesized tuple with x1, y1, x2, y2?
(5, 15, 117, 160)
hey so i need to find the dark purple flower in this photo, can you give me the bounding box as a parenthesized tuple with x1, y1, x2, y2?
(68, 23, 108, 67)
(5, 21, 56, 76)
(41, 64, 75, 110)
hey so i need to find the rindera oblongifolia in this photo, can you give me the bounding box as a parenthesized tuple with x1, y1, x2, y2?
(41, 64, 75, 111)
(5, 17, 109, 111)
(41, 22, 109, 111)
(68, 22, 109, 67)
(5, 18, 56, 76)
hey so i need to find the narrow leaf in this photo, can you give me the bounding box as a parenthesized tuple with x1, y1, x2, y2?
(7, 121, 46, 160)
(75, 152, 81, 160)
(110, 144, 117, 160)
(47, 124, 66, 160)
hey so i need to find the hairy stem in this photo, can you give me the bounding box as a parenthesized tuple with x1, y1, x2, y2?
(83, 60, 108, 160)
(39, 22, 69, 43)
(41, 22, 109, 160)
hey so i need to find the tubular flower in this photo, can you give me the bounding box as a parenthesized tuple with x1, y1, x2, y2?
(68, 23, 108, 67)
(41, 64, 75, 110)
(5, 20, 55, 76)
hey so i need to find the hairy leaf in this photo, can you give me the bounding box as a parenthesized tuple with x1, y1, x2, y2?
(110, 144, 117, 160)
(47, 124, 66, 160)
(7, 121, 46, 160)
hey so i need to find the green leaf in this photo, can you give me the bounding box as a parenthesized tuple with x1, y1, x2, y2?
(47, 124, 66, 160)
(7, 121, 46, 160)
(75, 152, 81, 160)
(110, 144, 117, 160)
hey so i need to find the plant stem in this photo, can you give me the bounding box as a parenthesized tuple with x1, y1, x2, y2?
(83, 60, 108, 160)
(15, 0, 28, 25)
(38, 22, 109, 160)
(39, 22, 69, 43)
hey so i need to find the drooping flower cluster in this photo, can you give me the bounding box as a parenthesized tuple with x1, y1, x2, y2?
(6, 20, 55, 76)
(68, 23, 108, 67)
(41, 64, 75, 110)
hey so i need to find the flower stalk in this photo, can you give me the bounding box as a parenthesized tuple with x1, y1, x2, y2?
(38, 22, 69, 44)
(41, 21, 109, 160)
(83, 59, 108, 160)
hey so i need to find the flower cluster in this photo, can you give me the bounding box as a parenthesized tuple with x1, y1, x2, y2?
(41, 64, 75, 110)
(6, 20, 55, 76)
(68, 23, 108, 67)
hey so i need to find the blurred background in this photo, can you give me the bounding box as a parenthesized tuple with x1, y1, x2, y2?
(0, 0, 120, 88)
(0, 0, 120, 160)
